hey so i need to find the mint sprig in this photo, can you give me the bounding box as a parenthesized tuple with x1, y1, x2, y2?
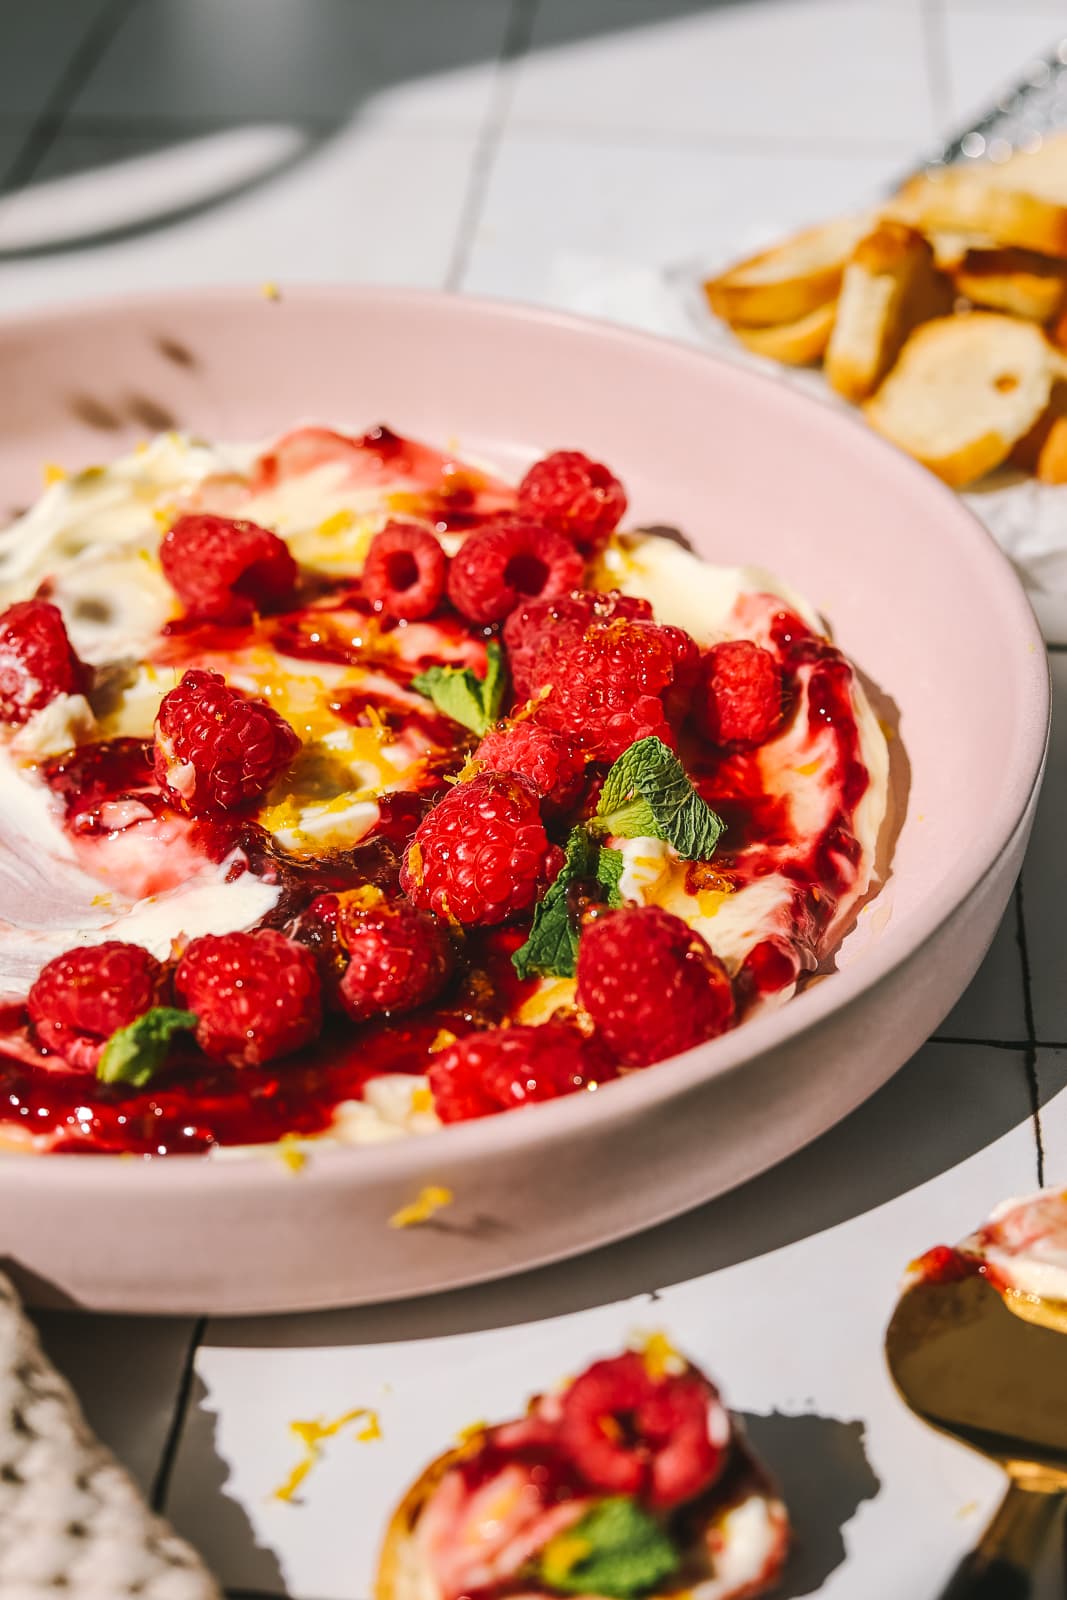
(532, 1497, 681, 1599)
(592, 736, 724, 861)
(96, 1006, 198, 1088)
(411, 642, 507, 736)
(512, 826, 623, 981)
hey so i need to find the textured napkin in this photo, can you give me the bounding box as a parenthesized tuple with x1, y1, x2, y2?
(0, 1274, 219, 1599)
(545, 250, 1067, 646)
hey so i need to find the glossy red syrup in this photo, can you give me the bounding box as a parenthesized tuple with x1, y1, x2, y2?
(0, 434, 876, 1152)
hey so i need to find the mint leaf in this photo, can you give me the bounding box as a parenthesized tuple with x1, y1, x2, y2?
(513, 827, 626, 981)
(533, 1497, 680, 1599)
(411, 642, 506, 736)
(593, 736, 724, 861)
(597, 845, 625, 908)
(97, 1007, 198, 1088)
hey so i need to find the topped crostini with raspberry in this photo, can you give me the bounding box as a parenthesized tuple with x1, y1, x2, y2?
(0, 426, 888, 1154)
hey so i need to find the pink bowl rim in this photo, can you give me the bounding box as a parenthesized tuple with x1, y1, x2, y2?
(0, 282, 1050, 1187)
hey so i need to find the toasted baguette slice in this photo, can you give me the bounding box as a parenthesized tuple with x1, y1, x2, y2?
(704, 214, 870, 327)
(989, 132, 1067, 203)
(730, 299, 836, 365)
(825, 221, 953, 402)
(1011, 379, 1067, 482)
(925, 229, 998, 271)
(863, 313, 1054, 487)
(896, 168, 1067, 260)
(376, 1438, 790, 1600)
(951, 244, 1067, 322)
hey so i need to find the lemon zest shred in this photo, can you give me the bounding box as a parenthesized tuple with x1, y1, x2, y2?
(276, 1134, 306, 1173)
(261, 280, 281, 301)
(634, 1329, 686, 1381)
(317, 508, 356, 539)
(42, 462, 66, 485)
(389, 1185, 453, 1229)
(410, 1086, 434, 1115)
(273, 1406, 381, 1502)
(429, 1029, 458, 1054)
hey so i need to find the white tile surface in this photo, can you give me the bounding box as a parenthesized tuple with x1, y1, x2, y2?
(164, 1043, 1040, 1599)
(940, 3, 1063, 125)
(1020, 651, 1067, 1045)
(510, 0, 933, 148)
(66, 0, 510, 131)
(0, 121, 479, 308)
(0, 0, 115, 121)
(461, 135, 897, 301)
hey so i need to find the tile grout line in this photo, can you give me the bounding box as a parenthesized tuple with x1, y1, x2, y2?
(0, 0, 137, 196)
(150, 1314, 207, 1513)
(444, 0, 540, 292)
(1013, 876, 1046, 1186)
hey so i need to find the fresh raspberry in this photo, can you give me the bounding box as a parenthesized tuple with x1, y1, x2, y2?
(0, 600, 85, 725)
(160, 513, 298, 624)
(428, 1021, 609, 1122)
(175, 929, 322, 1067)
(577, 906, 735, 1066)
(558, 1353, 728, 1509)
(517, 450, 627, 551)
(536, 619, 699, 763)
(503, 590, 653, 703)
(400, 771, 555, 927)
(698, 639, 783, 748)
(447, 518, 584, 624)
(153, 669, 300, 816)
(28, 941, 167, 1072)
(361, 521, 446, 620)
(337, 896, 454, 1021)
(473, 722, 585, 812)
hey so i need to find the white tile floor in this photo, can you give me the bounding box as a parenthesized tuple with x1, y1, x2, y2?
(3, 0, 1066, 1595)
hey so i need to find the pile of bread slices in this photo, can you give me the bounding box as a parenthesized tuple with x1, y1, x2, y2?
(704, 134, 1067, 489)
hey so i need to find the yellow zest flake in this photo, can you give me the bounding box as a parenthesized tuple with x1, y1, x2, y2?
(260, 795, 304, 835)
(429, 1029, 458, 1054)
(364, 703, 391, 745)
(276, 1133, 307, 1173)
(261, 280, 281, 301)
(545, 1534, 592, 1571)
(152, 505, 176, 531)
(598, 1414, 623, 1444)
(437, 892, 461, 930)
(410, 1086, 434, 1114)
(316, 508, 356, 539)
(452, 753, 482, 784)
(386, 489, 431, 516)
(273, 1406, 381, 1503)
(440, 461, 486, 499)
(42, 462, 66, 485)
(388, 1184, 453, 1229)
(455, 1420, 488, 1449)
(795, 758, 821, 778)
(90, 892, 113, 909)
(405, 840, 424, 887)
(340, 883, 386, 914)
(635, 1329, 686, 1381)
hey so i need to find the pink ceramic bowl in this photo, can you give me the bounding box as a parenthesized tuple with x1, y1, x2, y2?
(0, 287, 1049, 1314)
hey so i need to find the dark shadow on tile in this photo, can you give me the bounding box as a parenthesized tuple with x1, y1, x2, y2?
(209, 1040, 1036, 1348)
(166, 1369, 288, 1596)
(740, 1410, 880, 1598)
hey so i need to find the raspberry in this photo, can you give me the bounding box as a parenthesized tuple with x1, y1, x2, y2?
(428, 1021, 608, 1122)
(0, 599, 85, 725)
(28, 941, 167, 1072)
(518, 450, 627, 550)
(558, 1353, 727, 1509)
(447, 518, 584, 625)
(153, 669, 300, 816)
(577, 906, 734, 1066)
(503, 590, 653, 703)
(160, 513, 298, 624)
(175, 929, 322, 1066)
(698, 640, 782, 748)
(399, 771, 555, 927)
(473, 722, 585, 812)
(361, 521, 446, 620)
(337, 896, 454, 1021)
(536, 619, 699, 762)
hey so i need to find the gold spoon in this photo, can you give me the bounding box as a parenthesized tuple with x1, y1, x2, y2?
(886, 1270, 1067, 1597)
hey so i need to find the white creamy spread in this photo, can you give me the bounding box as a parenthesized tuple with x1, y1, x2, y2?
(958, 1188, 1067, 1304)
(0, 431, 890, 1152)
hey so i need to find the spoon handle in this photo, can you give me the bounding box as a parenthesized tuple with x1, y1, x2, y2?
(936, 1481, 1063, 1599)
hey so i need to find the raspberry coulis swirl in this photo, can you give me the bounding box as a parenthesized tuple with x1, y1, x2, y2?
(0, 426, 887, 1154)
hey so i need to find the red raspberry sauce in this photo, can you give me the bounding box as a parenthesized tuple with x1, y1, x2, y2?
(0, 438, 875, 1153)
